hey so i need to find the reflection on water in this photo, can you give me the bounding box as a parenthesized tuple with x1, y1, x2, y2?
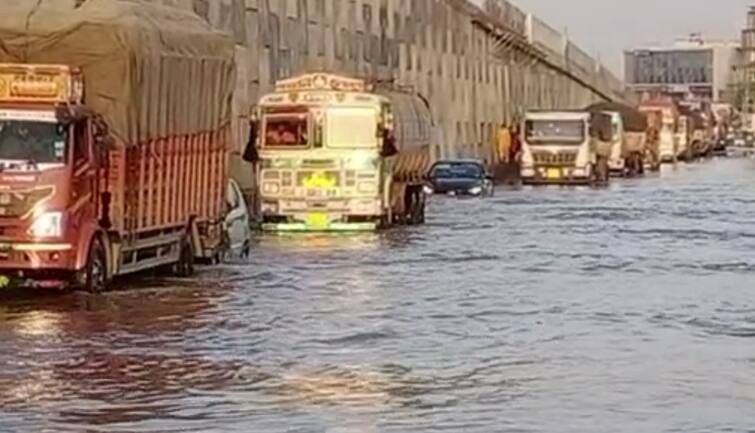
(2, 159, 755, 432)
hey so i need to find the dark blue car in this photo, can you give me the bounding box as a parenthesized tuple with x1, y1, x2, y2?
(425, 160, 494, 197)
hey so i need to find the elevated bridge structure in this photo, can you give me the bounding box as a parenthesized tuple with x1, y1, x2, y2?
(151, 0, 626, 189)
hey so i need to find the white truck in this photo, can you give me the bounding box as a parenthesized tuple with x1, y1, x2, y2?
(244, 73, 436, 231)
(639, 101, 679, 164)
(520, 111, 610, 185)
(605, 111, 626, 176)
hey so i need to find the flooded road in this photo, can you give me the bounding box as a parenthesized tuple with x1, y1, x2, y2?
(2, 158, 755, 433)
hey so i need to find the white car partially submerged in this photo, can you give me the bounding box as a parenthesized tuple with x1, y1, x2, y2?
(223, 179, 251, 260)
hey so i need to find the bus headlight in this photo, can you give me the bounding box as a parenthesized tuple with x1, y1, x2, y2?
(29, 211, 63, 238)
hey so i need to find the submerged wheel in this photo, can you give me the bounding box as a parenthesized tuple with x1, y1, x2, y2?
(174, 237, 195, 277)
(407, 186, 425, 225)
(84, 238, 108, 293)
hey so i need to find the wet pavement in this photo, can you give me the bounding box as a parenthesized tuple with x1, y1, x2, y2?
(2, 157, 755, 432)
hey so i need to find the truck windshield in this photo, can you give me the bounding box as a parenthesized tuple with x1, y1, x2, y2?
(0, 120, 67, 164)
(326, 107, 378, 148)
(525, 120, 585, 144)
(263, 114, 310, 147)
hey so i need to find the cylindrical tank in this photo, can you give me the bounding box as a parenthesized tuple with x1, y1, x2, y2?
(378, 90, 436, 182)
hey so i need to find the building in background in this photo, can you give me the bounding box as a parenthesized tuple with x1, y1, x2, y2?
(624, 34, 740, 104)
(733, 7, 755, 117)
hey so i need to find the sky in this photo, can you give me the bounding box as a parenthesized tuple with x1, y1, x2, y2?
(473, 0, 751, 77)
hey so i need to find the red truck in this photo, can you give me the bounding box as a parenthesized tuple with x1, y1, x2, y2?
(0, 1, 236, 291)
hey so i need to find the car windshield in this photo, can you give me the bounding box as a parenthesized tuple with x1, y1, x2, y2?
(431, 162, 482, 179)
(263, 114, 310, 147)
(0, 120, 67, 164)
(525, 119, 585, 144)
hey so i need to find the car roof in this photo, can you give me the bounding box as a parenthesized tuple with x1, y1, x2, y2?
(432, 159, 484, 165)
(525, 111, 590, 121)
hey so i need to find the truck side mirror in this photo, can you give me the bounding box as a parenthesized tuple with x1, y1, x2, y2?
(242, 119, 259, 163)
(381, 129, 398, 157)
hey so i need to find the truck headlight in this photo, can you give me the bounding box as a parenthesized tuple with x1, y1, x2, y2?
(357, 181, 377, 194)
(345, 153, 378, 170)
(262, 182, 280, 194)
(29, 211, 63, 238)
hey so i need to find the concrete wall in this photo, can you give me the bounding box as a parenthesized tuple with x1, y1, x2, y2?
(147, 0, 625, 194)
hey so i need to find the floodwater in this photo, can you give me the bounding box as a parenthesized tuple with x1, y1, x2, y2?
(2, 158, 755, 433)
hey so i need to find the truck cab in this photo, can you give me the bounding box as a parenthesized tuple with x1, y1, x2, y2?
(520, 111, 595, 185)
(676, 116, 691, 161)
(605, 111, 627, 176)
(246, 73, 411, 232)
(639, 103, 678, 164)
(0, 64, 107, 288)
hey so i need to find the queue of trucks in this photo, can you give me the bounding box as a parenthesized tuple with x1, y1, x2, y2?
(519, 97, 725, 186)
(0, 0, 736, 291)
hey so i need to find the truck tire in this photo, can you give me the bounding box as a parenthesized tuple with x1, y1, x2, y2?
(174, 237, 195, 277)
(414, 188, 426, 224)
(626, 154, 637, 177)
(592, 157, 609, 186)
(407, 186, 425, 225)
(84, 238, 108, 294)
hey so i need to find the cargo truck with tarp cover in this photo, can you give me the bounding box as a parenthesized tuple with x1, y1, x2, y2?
(0, 0, 235, 292)
(244, 73, 435, 231)
(639, 100, 680, 164)
(584, 102, 648, 177)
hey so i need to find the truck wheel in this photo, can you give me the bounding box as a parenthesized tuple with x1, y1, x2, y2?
(407, 186, 424, 225)
(84, 239, 108, 294)
(174, 237, 194, 277)
(415, 190, 426, 224)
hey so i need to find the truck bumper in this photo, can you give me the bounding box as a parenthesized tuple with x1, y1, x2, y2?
(260, 198, 382, 232)
(0, 242, 78, 289)
(262, 221, 378, 232)
(521, 166, 590, 185)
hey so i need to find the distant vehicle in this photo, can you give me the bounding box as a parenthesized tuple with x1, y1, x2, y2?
(639, 101, 679, 164)
(745, 131, 755, 148)
(520, 110, 610, 185)
(425, 160, 494, 197)
(712, 133, 728, 157)
(584, 102, 648, 177)
(224, 179, 251, 260)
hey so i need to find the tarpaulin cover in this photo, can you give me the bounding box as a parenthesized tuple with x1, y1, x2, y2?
(584, 101, 648, 132)
(0, 0, 235, 146)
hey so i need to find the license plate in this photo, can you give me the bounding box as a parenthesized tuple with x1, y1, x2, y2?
(546, 168, 561, 179)
(306, 213, 329, 228)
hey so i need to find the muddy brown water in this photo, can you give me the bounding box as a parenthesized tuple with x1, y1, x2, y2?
(2, 158, 755, 432)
